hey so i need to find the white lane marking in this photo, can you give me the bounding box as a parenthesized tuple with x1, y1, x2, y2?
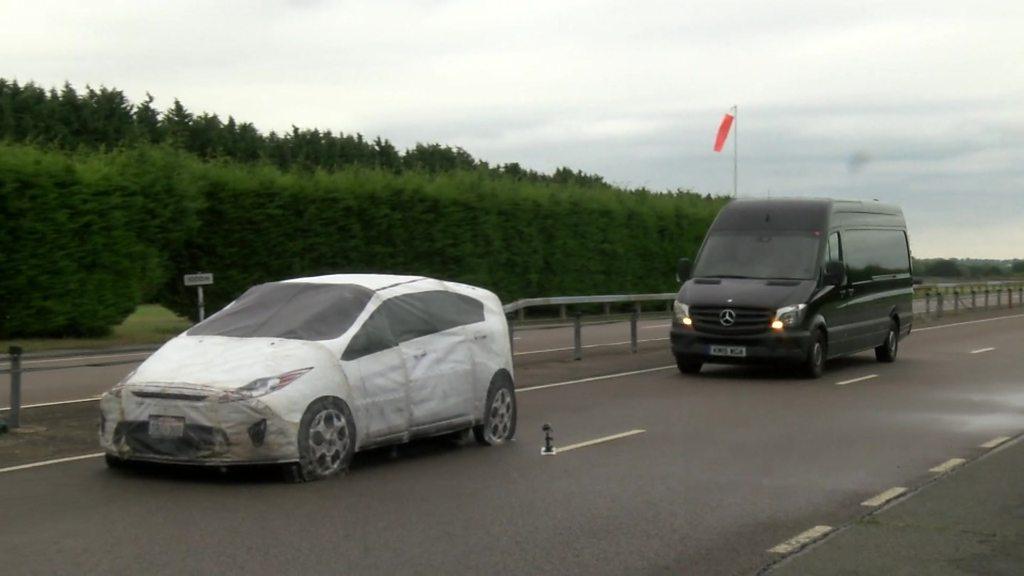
(514, 337, 669, 356)
(979, 436, 1011, 449)
(929, 458, 966, 473)
(915, 313, 1024, 332)
(512, 337, 522, 340)
(836, 374, 878, 386)
(768, 525, 833, 554)
(518, 365, 676, 393)
(547, 429, 646, 455)
(1, 396, 102, 412)
(861, 486, 907, 507)
(970, 347, 995, 354)
(0, 351, 151, 367)
(0, 453, 104, 474)
(641, 323, 672, 329)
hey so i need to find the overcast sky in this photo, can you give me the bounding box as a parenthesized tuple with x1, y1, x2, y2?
(3, 0, 1022, 258)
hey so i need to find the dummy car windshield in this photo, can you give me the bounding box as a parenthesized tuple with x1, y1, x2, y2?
(692, 231, 820, 280)
(187, 282, 374, 341)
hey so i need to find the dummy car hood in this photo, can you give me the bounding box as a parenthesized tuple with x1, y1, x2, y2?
(127, 335, 336, 390)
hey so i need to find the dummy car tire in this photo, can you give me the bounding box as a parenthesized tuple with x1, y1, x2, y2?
(288, 397, 356, 482)
(473, 372, 517, 446)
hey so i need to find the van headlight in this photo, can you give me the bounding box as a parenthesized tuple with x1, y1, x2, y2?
(773, 304, 807, 330)
(674, 301, 692, 326)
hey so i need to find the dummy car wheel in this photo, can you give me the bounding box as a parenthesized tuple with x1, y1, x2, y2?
(289, 397, 356, 482)
(474, 372, 517, 446)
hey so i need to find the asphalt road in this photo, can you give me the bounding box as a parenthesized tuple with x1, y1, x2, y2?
(1, 311, 1023, 575)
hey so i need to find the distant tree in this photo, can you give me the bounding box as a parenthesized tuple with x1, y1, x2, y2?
(1012, 260, 1024, 274)
(924, 259, 961, 277)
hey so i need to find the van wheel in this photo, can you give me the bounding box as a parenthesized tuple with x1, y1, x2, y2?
(875, 319, 899, 363)
(289, 397, 356, 482)
(474, 373, 517, 446)
(675, 355, 703, 375)
(804, 330, 826, 378)
(104, 453, 129, 470)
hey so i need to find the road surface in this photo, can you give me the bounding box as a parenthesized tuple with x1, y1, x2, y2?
(1, 311, 1023, 574)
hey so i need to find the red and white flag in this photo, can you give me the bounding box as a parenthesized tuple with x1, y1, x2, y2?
(713, 109, 735, 152)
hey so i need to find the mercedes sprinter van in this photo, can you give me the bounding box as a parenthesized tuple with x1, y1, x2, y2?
(670, 198, 914, 378)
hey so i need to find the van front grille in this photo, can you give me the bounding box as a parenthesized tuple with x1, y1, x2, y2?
(689, 306, 772, 335)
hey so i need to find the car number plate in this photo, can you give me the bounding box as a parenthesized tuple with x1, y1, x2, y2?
(148, 415, 185, 439)
(709, 345, 747, 357)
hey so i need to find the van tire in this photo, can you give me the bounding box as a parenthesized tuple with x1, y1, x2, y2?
(875, 319, 899, 363)
(804, 330, 826, 378)
(675, 355, 703, 375)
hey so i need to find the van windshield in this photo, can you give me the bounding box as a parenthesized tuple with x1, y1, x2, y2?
(693, 231, 821, 280)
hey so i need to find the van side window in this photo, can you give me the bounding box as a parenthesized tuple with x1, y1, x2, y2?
(827, 232, 842, 264)
(842, 229, 911, 283)
(341, 291, 485, 361)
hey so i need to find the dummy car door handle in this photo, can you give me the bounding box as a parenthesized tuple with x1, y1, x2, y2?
(412, 351, 427, 360)
(473, 333, 488, 341)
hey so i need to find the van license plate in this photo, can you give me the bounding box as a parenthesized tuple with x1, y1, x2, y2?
(710, 345, 746, 357)
(148, 416, 185, 439)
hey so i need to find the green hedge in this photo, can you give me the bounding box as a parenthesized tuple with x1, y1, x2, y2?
(0, 144, 202, 337)
(0, 142, 726, 336)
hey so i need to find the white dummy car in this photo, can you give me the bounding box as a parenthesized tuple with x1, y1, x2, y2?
(100, 274, 517, 481)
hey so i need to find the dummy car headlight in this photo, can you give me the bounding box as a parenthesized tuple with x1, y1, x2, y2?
(673, 301, 692, 326)
(773, 304, 808, 329)
(218, 367, 313, 403)
(107, 368, 137, 399)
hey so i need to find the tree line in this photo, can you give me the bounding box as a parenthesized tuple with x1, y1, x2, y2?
(0, 78, 620, 187)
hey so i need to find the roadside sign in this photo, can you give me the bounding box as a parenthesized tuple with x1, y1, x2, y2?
(183, 273, 214, 287)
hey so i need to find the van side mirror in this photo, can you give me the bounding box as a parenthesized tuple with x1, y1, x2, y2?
(676, 258, 692, 283)
(823, 261, 846, 287)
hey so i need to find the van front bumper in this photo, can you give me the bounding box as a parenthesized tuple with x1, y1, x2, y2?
(670, 324, 813, 364)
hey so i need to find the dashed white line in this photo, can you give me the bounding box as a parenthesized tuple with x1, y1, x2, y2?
(970, 347, 995, 354)
(546, 429, 646, 455)
(929, 458, 966, 473)
(517, 365, 676, 393)
(979, 436, 1011, 449)
(641, 323, 672, 330)
(0, 453, 104, 474)
(835, 374, 878, 386)
(768, 525, 833, 554)
(516, 336, 667, 354)
(861, 486, 907, 507)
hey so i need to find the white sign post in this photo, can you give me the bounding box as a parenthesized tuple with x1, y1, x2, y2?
(183, 273, 214, 321)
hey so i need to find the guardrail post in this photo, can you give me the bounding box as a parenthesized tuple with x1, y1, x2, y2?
(997, 288, 1002, 308)
(925, 292, 931, 315)
(937, 292, 944, 317)
(573, 313, 582, 361)
(953, 290, 960, 313)
(7, 345, 22, 429)
(984, 289, 989, 309)
(603, 303, 611, 316)
(559, 305, 567, 320)
(970, 289, 976, 310)
(518, 307, 525, 322)
(1009, 287, 1013, 309)
(508, 318, 515, 353)
(630, 308, 639, 353)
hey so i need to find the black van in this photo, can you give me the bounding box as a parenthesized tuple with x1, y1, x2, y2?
(670, 198, 914, 378)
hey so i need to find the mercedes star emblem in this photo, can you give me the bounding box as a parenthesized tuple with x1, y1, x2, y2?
(719, 309, 736, 326)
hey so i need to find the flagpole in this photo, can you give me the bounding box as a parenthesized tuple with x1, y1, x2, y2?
(733, 104, 738, 197)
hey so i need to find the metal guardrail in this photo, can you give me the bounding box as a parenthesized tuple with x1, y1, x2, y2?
(3, 282, 1022, 429)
